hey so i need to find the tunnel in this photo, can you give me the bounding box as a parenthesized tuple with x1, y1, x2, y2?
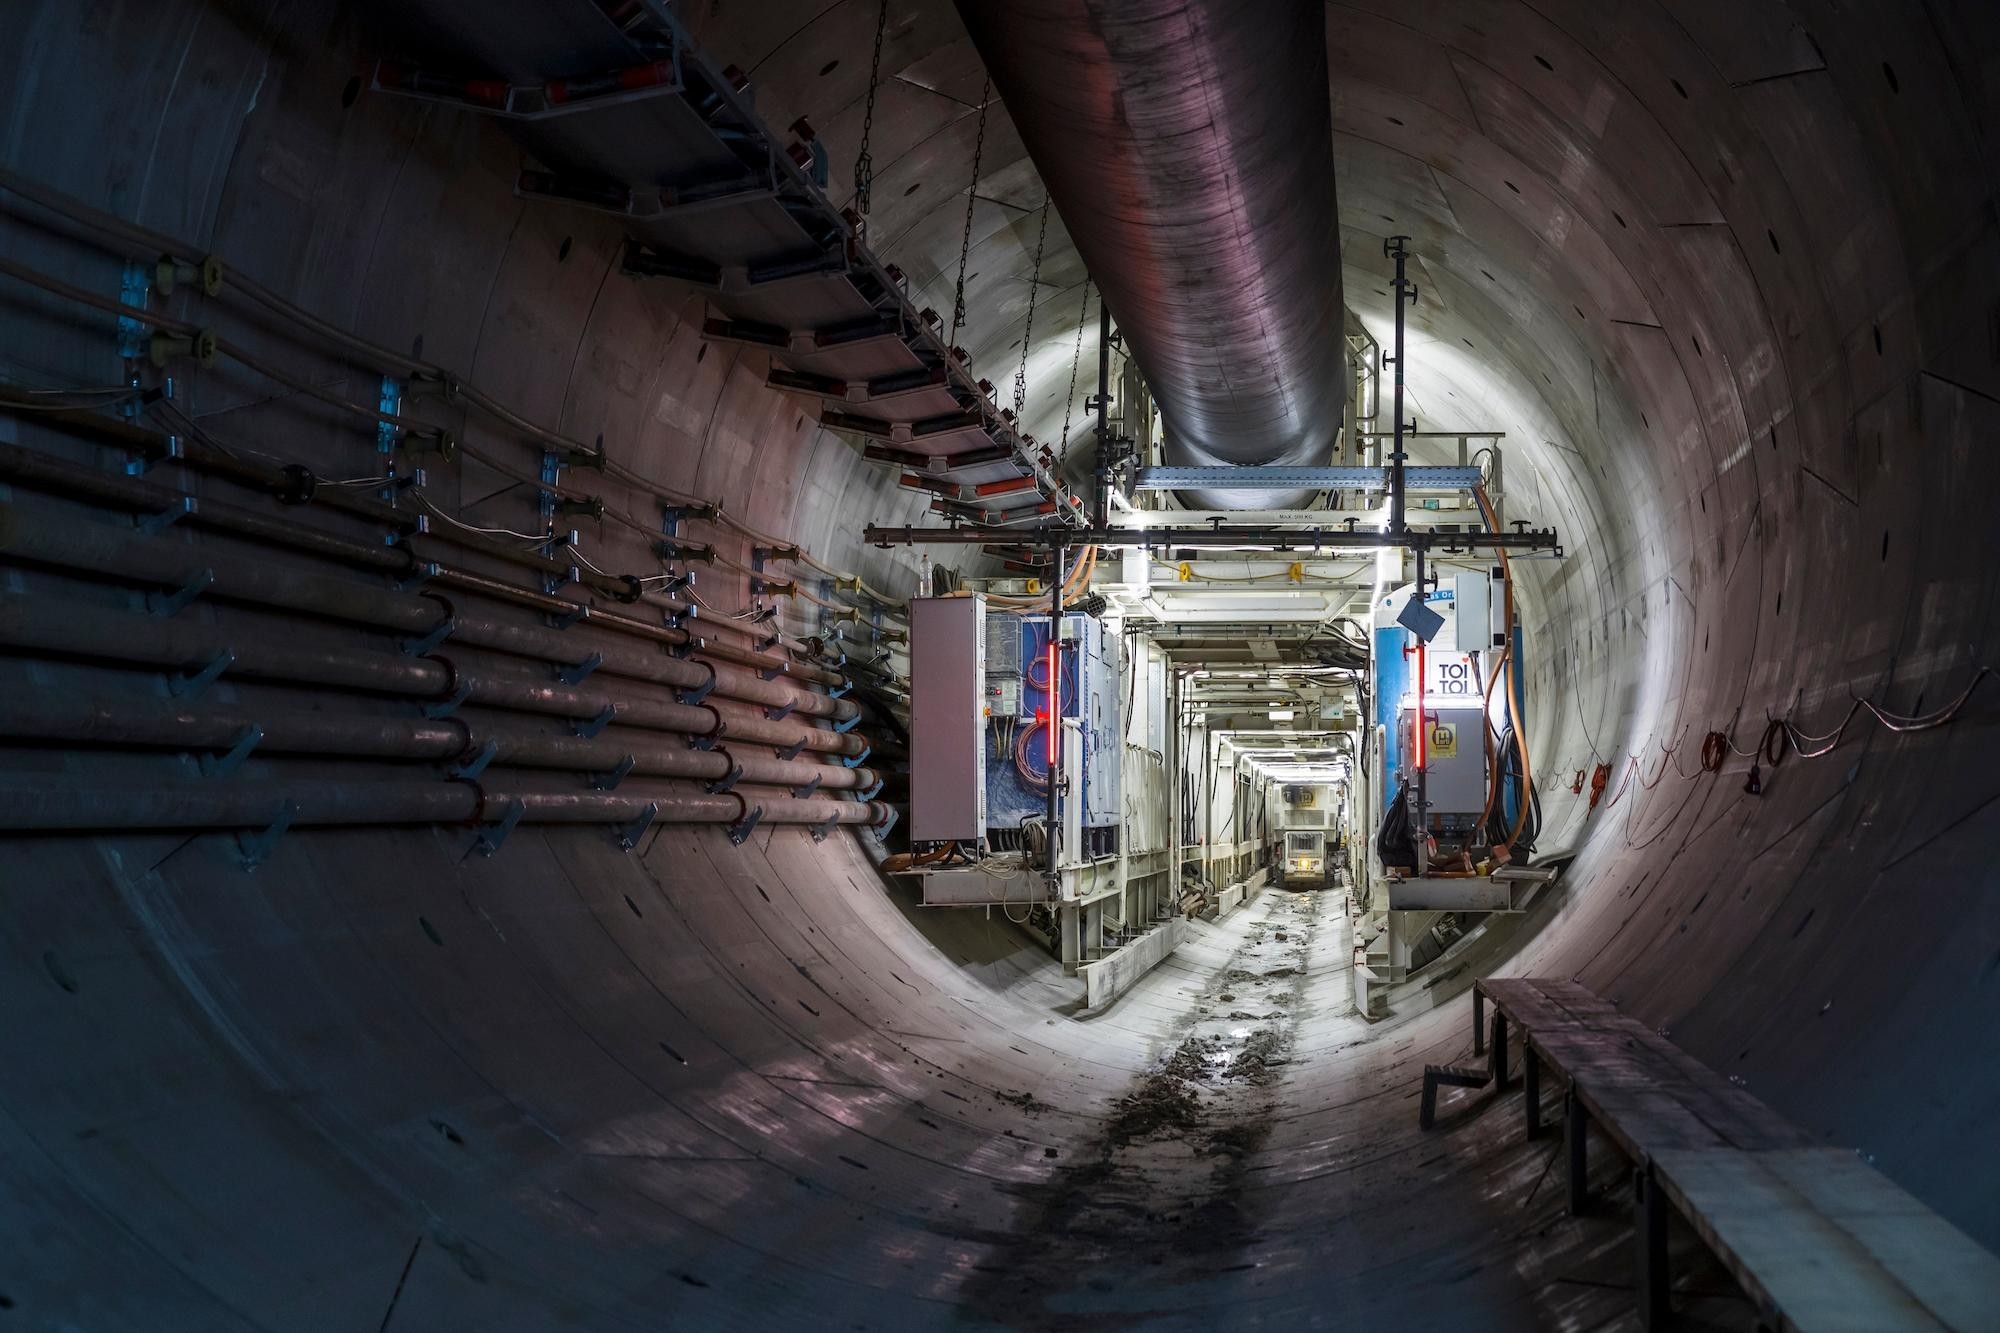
(1, 1, 1997, 1329)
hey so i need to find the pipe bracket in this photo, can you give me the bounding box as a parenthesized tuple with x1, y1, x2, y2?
(557, 651, 603, 685)
(396, 561, 441, 593)
(147, 568, 215, 618)
(756, 632, 782, 652)
(706, 755, 745, 795)
(688, 712, 728, 752)
(235, 798, 298, 871)
(198, 723, 263, 778)
(758, 663, 788, 681)
(476, 798, 525, 856)
(791, 774, 822, 800)
(764, 699, 796, 723)
(573, 704, 616, 739)
(871, 806, 899, 844)
(828, 677, 853, 700)
(548, 602, 589, 630)
(615, 801, 658, 851)
(402, 614, 456, 657)
(839, 744, 871, 769)
(833, 712, 862, 734)
(170, 649, 234, 699)
(675, 662, 717, 705)
(138, 496, 197, 536)
(727, 802, 764, 845)
(592, 754, 636, 791)
(855, 778, 882, 802)
(449, 737, 499, 780)
(808, 813, 839, 842)
(775, 739, 808, 762)
(422, 676, 474, 719)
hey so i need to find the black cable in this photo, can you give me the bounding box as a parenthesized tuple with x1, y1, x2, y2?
(1375, 780, 1414, 868)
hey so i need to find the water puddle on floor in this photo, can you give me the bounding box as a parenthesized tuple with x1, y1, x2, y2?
(957, 885, 1353, 1326)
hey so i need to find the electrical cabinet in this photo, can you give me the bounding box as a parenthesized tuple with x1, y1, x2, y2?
(909, 596, 986, 843)
(982, 610, 1121, 856)
(1399, 703, 1486, 817)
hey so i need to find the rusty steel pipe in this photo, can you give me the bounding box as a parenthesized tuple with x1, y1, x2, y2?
(0, 502, 857, 722)
(955, 0, 1345, 508)
(0, 778, 890, 831)
(0, 437, 842, 686)
(0, 697, 884, 791)
(0, 598, 867, 758)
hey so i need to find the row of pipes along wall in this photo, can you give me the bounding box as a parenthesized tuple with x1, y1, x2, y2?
(0, 168, 913, 855)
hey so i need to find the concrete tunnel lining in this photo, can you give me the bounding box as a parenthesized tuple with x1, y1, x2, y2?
(0, 0, 1997, 1327)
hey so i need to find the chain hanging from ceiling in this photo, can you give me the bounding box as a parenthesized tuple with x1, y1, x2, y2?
(1012, 201, 1051, 418)
(852, 0, 889, 219)
(946, 77, 992, 354)
(1058, 278, 1093, 452)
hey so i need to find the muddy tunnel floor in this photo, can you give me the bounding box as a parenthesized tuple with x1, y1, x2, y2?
(956, 891, 1347, 1328)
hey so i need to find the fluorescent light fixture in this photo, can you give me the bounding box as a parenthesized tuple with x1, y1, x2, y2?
(1268, 709, 1294, 721)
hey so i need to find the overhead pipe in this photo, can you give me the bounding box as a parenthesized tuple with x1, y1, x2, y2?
(0, 598, 868, 758)
(0, 502, 857, 723)
(954, 0, 1345, 509)
(0, 438, 843, 687)
(0, 697, 886, 792)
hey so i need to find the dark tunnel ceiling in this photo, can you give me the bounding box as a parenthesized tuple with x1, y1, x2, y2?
(0, 0, 1997, 1327)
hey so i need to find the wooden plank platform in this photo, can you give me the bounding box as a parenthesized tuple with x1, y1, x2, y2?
(1461, 977, 2000, 1329)
(1654, 1148, 2000, 1332)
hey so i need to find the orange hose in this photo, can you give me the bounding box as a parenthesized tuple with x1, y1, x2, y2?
(1475, 646, 1510, 839)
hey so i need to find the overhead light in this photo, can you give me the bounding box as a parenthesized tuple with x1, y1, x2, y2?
(1268, 709, 1294, 721)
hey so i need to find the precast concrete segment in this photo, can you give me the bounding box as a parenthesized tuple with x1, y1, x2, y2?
(954, 0, 1347, 508)
(0, 0, 1998, 1328)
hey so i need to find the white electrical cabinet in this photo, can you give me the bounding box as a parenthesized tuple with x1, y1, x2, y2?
(1453, 571, 1496, 651)
(909, 596, 986, 843)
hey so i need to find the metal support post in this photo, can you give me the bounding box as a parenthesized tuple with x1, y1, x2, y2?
(1524, 1044, 1542, 1138)
(1634, 1162, 1670, 1327)
(1384, 235, 1417, 537)
(1565, 1086, 1590, 1215)
(1094, 302, 1112, 528)
(1413, 538, 1429, 870)
(1044, 543, 1065, 892)
(1491, 1010, 1509, 1088)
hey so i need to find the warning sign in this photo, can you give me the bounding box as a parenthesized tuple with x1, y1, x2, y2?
(1428, 722, 1458, 759)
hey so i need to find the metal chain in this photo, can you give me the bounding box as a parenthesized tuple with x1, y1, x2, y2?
(853, 0, 889, 217)
(1058, 279, 1092, 451)
(947, 77, 992, 353)
(1012, 201, 1052, 417)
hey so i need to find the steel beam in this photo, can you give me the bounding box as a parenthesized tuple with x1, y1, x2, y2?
(1131, 465, 1483, 491)
(864, 522, 1560, 553)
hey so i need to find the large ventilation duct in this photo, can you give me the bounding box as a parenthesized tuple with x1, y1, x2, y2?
(954, 0, 1347, 509)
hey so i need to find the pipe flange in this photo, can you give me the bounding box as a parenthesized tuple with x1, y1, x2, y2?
(611, 574, 644, 604)
(275, 464, 317, 505)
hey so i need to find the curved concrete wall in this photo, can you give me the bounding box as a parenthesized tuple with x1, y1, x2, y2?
(0, 1, 1995, 1328)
